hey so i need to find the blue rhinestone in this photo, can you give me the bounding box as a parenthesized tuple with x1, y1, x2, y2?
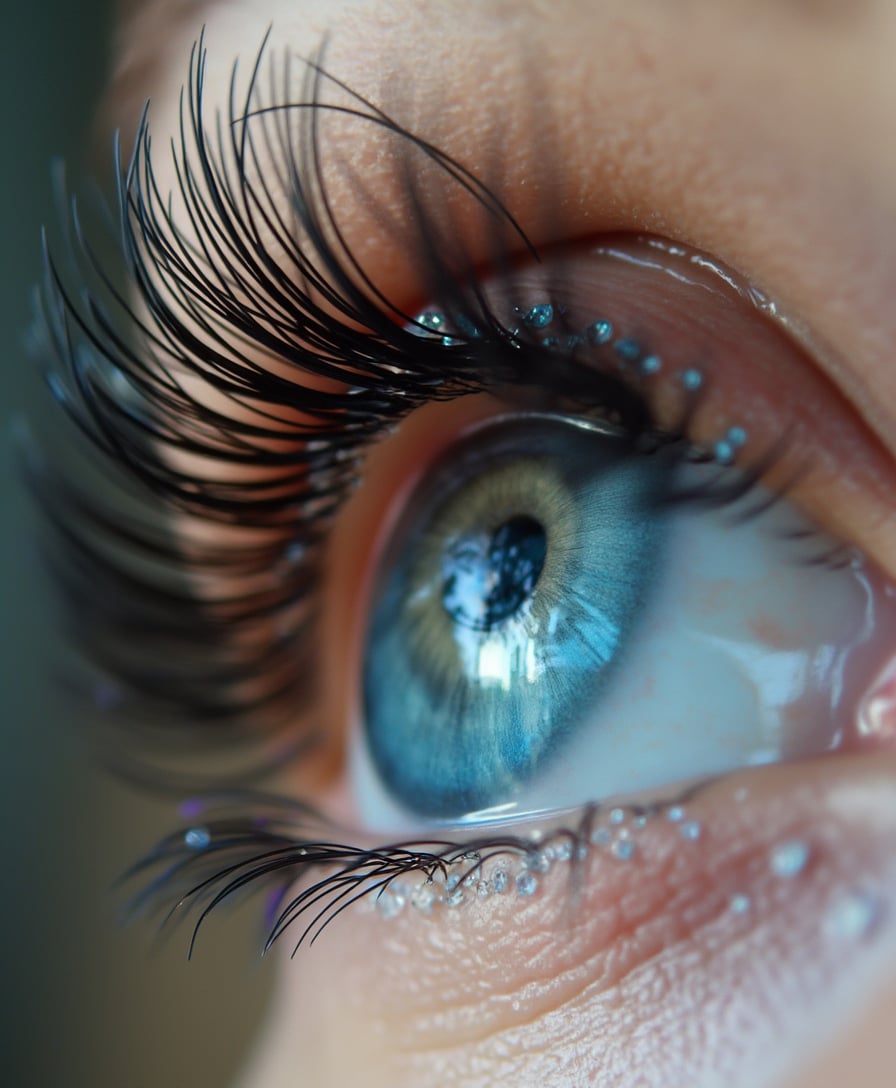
(184, 827, 211, 850)
(614, 338, 642, 364)
(611, 838, 635, 860)
(681, 368, 704, 391)
(639, 354, 662, 376)
(727, 426, 748, 448)
(714, 440, 735, 465)
(586, 319, 614, 345)
(516, 871, 538, 896)
(523, 303, 554, 329)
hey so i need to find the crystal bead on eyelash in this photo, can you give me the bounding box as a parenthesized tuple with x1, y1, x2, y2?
(412, 303, 751, 475)
(362, 800, 822, 924)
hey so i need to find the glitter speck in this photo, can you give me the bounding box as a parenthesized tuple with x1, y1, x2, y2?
(516, 871, 538, 897)
(666, 806, 685, 823)
(639, 354, 662, 376)
(727, 426, 748, 448)
(770, 840, 811, 878)
(492, 870, 509, 894)
(729, 894, 752, 915)
(591, 827, 612, 846)
(609, 807, 626, 825)
(824, 891, 880, 941)
(680, 820, 702, 842)
(184, 827, 210, 850)
(611, 838, 636, 861)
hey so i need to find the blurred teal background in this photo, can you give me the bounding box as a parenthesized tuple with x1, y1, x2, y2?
(0, 3, 271, 1084)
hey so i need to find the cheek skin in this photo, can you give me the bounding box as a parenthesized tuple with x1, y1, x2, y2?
(240, 751, 896, 1088)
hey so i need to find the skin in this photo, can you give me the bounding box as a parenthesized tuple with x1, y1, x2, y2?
(106, 1, 896, 1085)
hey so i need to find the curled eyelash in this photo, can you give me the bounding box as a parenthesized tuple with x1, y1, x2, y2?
(125, 791, 696, 955)
(28, 29, 790, 794)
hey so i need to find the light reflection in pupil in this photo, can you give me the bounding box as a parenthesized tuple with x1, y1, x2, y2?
(441, 515, 548, 632)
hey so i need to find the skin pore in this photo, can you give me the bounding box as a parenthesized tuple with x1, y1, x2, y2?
(101, 1, 896, 1085)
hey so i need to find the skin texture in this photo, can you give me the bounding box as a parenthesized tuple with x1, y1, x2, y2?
(106, 1, 896, 1085)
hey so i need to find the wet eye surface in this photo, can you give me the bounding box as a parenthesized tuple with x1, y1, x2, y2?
(363, 415, 670, 819)
(355, 402, 895, 830)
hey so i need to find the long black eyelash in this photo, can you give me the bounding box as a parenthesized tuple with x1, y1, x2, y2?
(28, 30, 723, 783)
(125, 772, 719, 956)
(123, 794, 597, 955)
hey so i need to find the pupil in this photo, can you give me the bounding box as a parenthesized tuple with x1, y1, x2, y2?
(442, 514, 548, 632)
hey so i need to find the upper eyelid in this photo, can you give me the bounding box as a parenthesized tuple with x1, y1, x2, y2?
(136, 11, 896, 459)
(82, 33, 896, 580)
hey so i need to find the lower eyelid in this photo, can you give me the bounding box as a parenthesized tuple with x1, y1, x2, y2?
(258, 753, 896, 1088)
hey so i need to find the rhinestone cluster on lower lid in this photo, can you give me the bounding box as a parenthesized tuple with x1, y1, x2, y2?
(366, 801, 711, 921)
(406, 305, 750, 468)
(367, 810, 886, 944)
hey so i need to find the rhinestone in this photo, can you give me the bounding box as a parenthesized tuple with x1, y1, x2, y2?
(184, 827, 210, 850)
(516, 871, 538, 897)
(522, 303, 554, 328)
(680, 820, 702, 842)
(681, 368, 704, 391)
(614, 337, 642, 363)
(410, 882, 439, 915)
(824, 890, 880, 941)
(375, 886, 407, 919)
(770, 840, 811, 878)
(611, 838, 636, 861)
(586, 319, 614, 344)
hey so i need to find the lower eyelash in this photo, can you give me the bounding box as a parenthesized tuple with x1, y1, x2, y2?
(126, 785, 712, 955)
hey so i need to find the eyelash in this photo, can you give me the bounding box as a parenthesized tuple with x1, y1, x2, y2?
(30, 34, 792, 949)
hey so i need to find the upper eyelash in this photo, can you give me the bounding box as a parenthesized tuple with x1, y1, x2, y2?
(27, 31, 776, 793)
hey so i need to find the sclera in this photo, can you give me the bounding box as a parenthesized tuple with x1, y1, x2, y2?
(352, 454, 896, 833)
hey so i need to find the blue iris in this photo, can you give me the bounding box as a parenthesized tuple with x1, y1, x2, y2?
(362, 417, 671, 819)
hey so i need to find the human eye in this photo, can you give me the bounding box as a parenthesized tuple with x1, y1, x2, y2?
(30, 6, 896, 1088)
